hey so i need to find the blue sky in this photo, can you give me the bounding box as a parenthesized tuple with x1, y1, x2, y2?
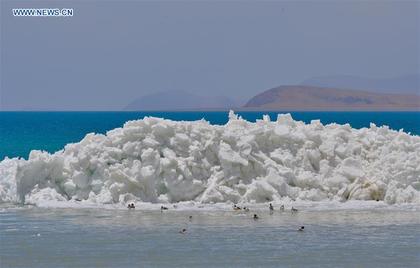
(1, 0, 419, 110)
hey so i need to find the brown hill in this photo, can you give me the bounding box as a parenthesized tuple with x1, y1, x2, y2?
(243, 85, 420, 111)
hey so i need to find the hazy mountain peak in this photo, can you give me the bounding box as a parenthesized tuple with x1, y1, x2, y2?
(301, 74, 420, 95)
(125, 90, 237, 110)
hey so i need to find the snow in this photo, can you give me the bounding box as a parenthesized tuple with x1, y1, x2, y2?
(0, 111, 419, 208)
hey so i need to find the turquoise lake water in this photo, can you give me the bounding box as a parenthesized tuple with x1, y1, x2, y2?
(1, 111, 419, 160)
(1, 111, 420, 267)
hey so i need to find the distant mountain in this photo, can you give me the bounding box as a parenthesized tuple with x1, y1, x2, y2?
(125, 90, 237, 110)
(244, 85, 420, 111)
(301, 74, 420, 95)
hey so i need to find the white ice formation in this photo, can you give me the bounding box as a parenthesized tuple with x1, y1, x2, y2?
(0, 111, 419, 207)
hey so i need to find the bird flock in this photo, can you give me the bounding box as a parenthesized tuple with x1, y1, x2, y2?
(128, 202, 306, 234)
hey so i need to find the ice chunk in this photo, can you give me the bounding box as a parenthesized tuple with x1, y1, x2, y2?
(0, 111, 418, 207)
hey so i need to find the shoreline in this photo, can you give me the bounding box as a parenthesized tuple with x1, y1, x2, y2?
(2, 200, 420, 212)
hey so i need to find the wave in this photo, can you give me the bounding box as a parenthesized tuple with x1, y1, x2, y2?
(0, 111, 419, 207)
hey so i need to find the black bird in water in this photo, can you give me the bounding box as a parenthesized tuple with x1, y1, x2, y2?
(269, 203, 274, 211)
(179, 228, 187, 234)
(298, 226, 305, 231)
(233, 204, 241, 211)
(253, 214, 259, 220)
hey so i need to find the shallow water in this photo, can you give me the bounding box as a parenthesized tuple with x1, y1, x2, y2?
(1, 208, 419, 267)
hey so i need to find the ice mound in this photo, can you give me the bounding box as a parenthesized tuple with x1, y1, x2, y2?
(0, 111, 419, 207)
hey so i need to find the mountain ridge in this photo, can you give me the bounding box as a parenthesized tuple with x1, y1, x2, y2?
(301, 74, 419, 95)
(244, 85, 420, 111)
(125, 90, 237, 111)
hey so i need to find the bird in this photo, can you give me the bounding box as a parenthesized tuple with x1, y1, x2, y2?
(269, 203, 274, 211)
(253, 214, 259, 220)
(298, 226, 305, 231)
(291, 207, 298, 213)
(280, 205, 285, 211)
(179, 228, 187, 234)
